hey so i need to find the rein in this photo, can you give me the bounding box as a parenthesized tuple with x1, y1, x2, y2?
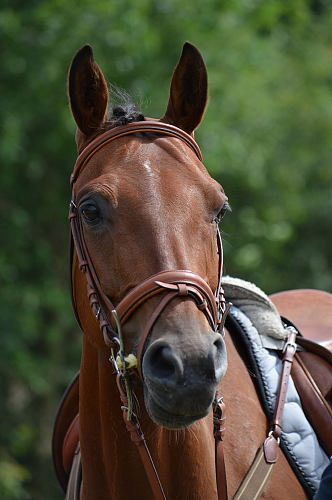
(68, 120, 231, 499)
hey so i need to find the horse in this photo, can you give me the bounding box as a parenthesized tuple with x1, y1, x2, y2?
(55, 42, 332, 499)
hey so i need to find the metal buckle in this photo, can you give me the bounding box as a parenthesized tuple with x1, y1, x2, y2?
(109, 347, 120, 374)
(282, 325, 298, 353)
(282, 340, 297, 354)
(284, 325, 298, 334)
(268, 430, 280, 444)
(95, 306, 101, 320)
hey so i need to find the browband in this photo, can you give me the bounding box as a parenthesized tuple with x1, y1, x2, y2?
(71, 120, 203, 188)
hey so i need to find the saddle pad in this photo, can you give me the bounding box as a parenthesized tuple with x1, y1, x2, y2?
(226, 306, 330, 497)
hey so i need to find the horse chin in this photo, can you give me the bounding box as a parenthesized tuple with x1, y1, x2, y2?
(144, 388, 210, 429)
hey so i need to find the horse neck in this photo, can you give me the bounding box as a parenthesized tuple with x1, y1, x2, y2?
(79, 335, 219, 500)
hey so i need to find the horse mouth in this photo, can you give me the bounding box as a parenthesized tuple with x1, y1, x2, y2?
(144, 389, 210, 429)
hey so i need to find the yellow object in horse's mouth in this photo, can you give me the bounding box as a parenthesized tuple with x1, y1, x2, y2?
(115, 353, 138, 371)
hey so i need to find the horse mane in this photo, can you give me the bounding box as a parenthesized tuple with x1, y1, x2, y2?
(109, 84, 145, 126)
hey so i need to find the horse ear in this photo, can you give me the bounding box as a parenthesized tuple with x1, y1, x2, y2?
(162, 42, 208, 134)
(68, 45, 109, 136)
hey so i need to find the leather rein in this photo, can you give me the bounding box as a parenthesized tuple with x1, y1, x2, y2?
(68, 120, 230, 499)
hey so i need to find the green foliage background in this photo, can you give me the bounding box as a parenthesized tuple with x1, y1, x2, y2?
(1, 0, 331, 498)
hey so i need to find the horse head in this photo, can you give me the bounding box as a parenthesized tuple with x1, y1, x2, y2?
(68, 43, 230, 430)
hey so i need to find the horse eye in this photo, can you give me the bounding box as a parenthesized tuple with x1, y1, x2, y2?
(80, 203, 100, 223)
(214, 203, 231, 224)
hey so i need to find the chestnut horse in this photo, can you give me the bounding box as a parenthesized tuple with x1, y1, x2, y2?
(66, 43, 308, 499)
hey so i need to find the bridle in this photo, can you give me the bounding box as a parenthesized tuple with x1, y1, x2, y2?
(69, 120, 229, 370)
(68, 120, 230, 499)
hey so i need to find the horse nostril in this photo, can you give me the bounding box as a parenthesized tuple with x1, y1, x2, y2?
(143, 341, 184, 384)
(214, 335, 223, 353)
(212, 333, 227, 382)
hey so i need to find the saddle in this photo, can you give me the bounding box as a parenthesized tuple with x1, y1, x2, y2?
(52, 289, 332, 495)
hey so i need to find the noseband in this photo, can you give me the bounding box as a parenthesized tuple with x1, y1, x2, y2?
(69, 120, 228, 375)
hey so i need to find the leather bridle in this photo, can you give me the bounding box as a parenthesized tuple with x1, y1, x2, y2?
(68, 120, 230, 500)
(69, 120, 229, 370)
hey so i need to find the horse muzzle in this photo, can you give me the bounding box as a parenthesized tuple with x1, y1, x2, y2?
(142, 329, 227, 429)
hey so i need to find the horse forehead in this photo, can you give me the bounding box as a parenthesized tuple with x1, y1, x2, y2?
(116, 135, 204, 175)
(79, 135, 213, 202)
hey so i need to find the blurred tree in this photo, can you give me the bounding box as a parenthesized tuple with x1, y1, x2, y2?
(0, 0, 331, 498)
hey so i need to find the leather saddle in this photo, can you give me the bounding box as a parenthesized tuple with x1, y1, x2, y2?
(271, 289, 332, 412)
(53, 289, 332, 492)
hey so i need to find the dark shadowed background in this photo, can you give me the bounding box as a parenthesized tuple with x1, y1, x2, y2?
(1, 1, 331, 498)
